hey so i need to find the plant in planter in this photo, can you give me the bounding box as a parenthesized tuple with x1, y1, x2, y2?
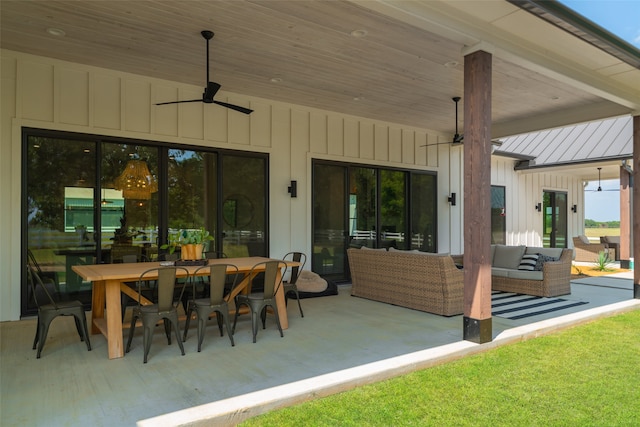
(161, 228, 214, 260)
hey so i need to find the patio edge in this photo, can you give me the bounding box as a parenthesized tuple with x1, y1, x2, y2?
(137, 299, 640, 427)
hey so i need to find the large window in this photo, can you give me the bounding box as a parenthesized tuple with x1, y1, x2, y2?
(312, 160, 437, 281)
(21, 129, 267, 317)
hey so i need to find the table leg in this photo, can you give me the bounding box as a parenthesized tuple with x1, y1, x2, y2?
(105, 279, 125, 359)
(91, 280, 105, 335)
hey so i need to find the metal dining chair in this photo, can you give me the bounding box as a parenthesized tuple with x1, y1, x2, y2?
(183, 263, 239, 351)
(282, 252, 307, 317)
(232, 260, 286, 343)
(27, 266, 91, 358)
(125, 266, 189, 363)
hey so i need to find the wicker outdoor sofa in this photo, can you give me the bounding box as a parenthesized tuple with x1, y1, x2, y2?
(488, 245, 573, 297)
(347, 248, 464, 316)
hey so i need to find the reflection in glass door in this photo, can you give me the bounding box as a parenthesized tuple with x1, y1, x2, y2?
(543, 191, 568, 248)
(313, 164, 347, 276)
(221, 155, 267, 257)
(349, 167, 377, 248)
(167, 149, 218, 257)
(101, 144, 159, 263)
(24, 135, 97, 312)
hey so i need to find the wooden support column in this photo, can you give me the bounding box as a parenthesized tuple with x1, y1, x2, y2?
(619, 165, 631, 268)
(633, 115, 640, 299)
(462, 48, 493, 343)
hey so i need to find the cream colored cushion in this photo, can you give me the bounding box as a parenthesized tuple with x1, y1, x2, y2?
(493, 245, 526, 269)
(578, 235, 590, 244)
(295, 270, 328, 293)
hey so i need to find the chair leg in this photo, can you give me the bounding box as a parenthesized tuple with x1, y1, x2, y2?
(251, 306, 259, 343)
(143, 321, 153, 363)
(36, 317, 53, 359)
(76, 311, 92, 351)
(183, 304, 194, 342)
(232, 300, 244, 334)
(168, 315, 185, 356)
(32, 317, 40, 350)
(197, 312, 207, 352)
(294, 290, 304, 318)
(272, 304, 283, 338)
(125, 312, 138, 353)
(216, 311, 224, 336)
(164, 318, 172, 345)
(223, 312, 235, 347)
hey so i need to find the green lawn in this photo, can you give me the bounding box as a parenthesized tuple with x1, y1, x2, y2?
(241, 310, 640, 426)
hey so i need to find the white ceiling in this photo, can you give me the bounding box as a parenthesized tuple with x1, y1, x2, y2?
(1, 1, 639, 147)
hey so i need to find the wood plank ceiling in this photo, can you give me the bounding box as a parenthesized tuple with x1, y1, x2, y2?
(1, 0, 638, 139)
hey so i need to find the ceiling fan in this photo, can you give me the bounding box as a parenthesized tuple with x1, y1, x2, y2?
(422, 97, 463, 147)
(155, 30, 253, 115)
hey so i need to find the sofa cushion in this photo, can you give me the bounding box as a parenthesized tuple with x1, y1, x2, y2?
(493, 245, 526, 269)
(535, 254, 559, 271)
(518, 254, 539, 271)
(603, 236, 620, 244)
(361, 246, 386, 251)
(507, 269, 544, 281)
(490, 267, 511, 278)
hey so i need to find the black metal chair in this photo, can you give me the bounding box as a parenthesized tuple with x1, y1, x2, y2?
(232, 260, 286, 343)
(27, 266, 91, 358)
(183, 263, 238, 351)
(282, 251, 307, 317)
(125, 266, 189, 363)
(27, 249, 60, 292)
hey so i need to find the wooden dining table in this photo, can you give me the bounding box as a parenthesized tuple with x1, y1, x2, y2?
(73, 256, 297, 359)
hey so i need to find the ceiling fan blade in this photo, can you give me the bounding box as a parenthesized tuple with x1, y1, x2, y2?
(213, 100, 253, 114)
(155, 99, 202, 105)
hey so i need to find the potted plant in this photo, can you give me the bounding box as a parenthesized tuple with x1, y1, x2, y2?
(161, 228, 213, 260)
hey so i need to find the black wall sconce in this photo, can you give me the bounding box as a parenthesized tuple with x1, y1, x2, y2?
(535, 202, 542, 212)
(571, 204, 577, 213)
(448, 193, 456, 206)
(287, 180, 297, 198)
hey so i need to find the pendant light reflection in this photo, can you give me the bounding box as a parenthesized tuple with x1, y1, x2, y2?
(114, 159, 158, 200)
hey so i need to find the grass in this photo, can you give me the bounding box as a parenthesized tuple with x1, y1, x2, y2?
(584, 228, 619, 239)
(240, 310, 640, 426)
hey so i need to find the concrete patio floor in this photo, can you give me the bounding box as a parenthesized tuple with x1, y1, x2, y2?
(2, 272, 638, 427)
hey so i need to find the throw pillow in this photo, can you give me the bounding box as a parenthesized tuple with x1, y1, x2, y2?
(578, 235, 590, 244)
(535, 253, 559, 271)
(518, 254, 539, 271)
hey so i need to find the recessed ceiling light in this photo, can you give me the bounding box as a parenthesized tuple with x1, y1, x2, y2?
(47, 28, 66, 37)
(551, 96, 560, 100)
(350, 29, 368, 38)
(270, 77, 283, 83)
(444, 60, 459, 68)
(353, 96, 365, 101)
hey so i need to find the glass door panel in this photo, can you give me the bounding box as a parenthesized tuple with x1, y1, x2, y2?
(313, 163, 346, 275)
(380, 170, 406, 249)
(166, 149, 218, 258)
(349, 167, 377, 248)
(491, 185, 506, 245)
(25, 136, 97, 313)
(410, 173, 437, 252)
(543, 191, 568, 248)
(221, 155, 267, 257)
(101, 143, 159, 262)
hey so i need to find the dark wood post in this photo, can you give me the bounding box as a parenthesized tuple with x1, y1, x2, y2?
(633, 115, 640, 299)
(463, 48, 493, 343)
(619, 165, 631, 268)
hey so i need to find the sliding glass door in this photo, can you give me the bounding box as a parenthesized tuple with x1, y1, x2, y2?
(22, 128, 268, 317)
(312, 160, 437, 281)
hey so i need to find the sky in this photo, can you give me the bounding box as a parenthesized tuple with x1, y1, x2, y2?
(558, 1, 639, 222)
